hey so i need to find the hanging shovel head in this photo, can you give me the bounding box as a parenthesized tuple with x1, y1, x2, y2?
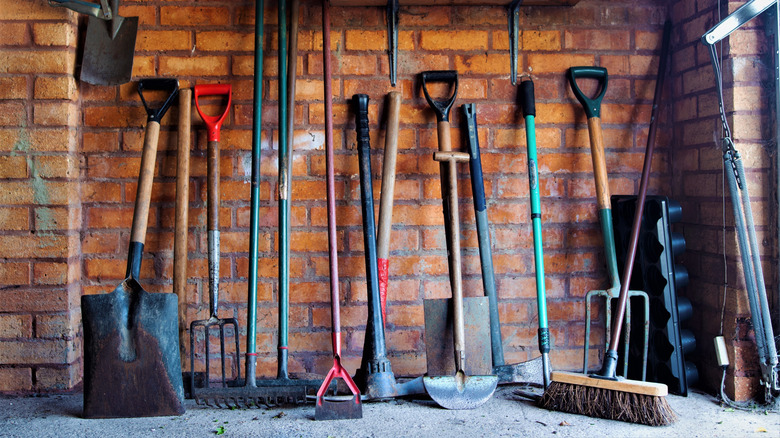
(80, 14, 138, 86)
(82, 278, 185, 418)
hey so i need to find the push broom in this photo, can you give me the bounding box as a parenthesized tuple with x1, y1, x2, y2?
(539, 23, 675, 426)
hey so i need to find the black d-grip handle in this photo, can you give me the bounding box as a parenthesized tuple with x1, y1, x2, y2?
(520, 80, 535, 118)
(421, 70, 458, 122)
(567, 66, 608, 119)
(138, 78, 179, 123)
(353, 94, 370, 145)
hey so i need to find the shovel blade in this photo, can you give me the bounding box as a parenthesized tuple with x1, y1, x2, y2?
(423, 374, 498, 410)
(424, 297, 492, 376)
(82, 278, 184, 418)
(494, 356, 544, 385)
(81, 15, 138, 86)
(315, 395, 363, 421)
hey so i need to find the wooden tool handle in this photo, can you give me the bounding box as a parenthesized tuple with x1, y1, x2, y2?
(376, 91, 401, 260)
(587, 117, 611, 211)
(437, 120, 452, 153)
(174, 88, 191, 340)
(130, 121, 160, 245)
(446, 154, 466, 372)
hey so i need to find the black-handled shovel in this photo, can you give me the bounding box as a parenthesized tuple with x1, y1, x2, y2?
(82, 78, 183, 418)
(421, 71, 498, 410)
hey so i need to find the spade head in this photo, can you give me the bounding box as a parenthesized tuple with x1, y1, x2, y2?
(423, 372, 498, 410)
(82, 277, 184, 418)
(81, 15, 138, 85)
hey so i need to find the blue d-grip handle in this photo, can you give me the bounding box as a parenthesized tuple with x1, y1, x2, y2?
(567, 66, 608, 119)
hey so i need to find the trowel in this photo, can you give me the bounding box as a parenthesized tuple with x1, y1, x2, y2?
(49, 0, 138, 85)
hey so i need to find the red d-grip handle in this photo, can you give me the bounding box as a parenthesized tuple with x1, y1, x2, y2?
(194, 84, 232, 142)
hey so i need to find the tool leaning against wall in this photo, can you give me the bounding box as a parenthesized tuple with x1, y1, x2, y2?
(189, 84, 242, 407)
(82, 79, 183, 419)
(701, 0, 780, 406)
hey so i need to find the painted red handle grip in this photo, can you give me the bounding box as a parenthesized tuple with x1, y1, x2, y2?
(194, 84, 232, 142)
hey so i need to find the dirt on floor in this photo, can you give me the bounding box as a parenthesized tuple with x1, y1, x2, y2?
(1, 386, 778, 437)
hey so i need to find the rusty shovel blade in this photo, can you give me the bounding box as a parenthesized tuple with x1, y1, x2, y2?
(82, 278, 185, 418)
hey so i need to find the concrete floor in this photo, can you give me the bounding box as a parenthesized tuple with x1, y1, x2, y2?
(2, 386, 777, 437)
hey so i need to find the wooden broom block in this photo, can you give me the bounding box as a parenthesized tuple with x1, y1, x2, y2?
(551, 371, 668, 397)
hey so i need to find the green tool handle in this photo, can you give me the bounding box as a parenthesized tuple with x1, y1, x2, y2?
(246, 0, 264, 376)
(523, 115, 547, 329)
(521, 79, 550, 388)
(585, 117, 620, 291)
(277, 0, 290, 379)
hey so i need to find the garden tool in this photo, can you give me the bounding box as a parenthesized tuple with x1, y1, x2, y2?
(462, 102, 545, 387)
(352, 94, 425, 400)
(82, 78, 183, 418)
(538, 68, 672, 427)
(190, 84, 242, 404)
(386, 0, 399, 86)
(703, 3, 780, 402)
(174, 87, 191, 362)
(49, 0, 138, 85)
(518, 82, 552, 388)
(377, 91, 401, 324)
(249, 0, 321, 405)
(316, 0, 362, 420)
(568, 67, 649, 380)
(421, 70, 498, 410)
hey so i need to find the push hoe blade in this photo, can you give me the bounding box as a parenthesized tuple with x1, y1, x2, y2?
(81, 14, 138, 86)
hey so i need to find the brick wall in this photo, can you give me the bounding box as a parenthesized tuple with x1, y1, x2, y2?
(670, 0, 775, 401)
(1, 0, 700, 394)
(0, 0, 82, 392)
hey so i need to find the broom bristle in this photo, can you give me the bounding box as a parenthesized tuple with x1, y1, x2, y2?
(538, 380, 677, 426)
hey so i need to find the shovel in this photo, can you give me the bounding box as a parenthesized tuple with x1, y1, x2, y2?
(82, 78, 182, 418)
(49, 0, 138, 85)
(421, 70, 498, 410)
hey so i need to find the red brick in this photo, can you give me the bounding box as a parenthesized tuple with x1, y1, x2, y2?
(0, 314, 32, 338)
(0, 23, 28, 45)
(160, 6, 230, 26)
(160, 56, 230, 77)
(0, 368, 32, 391)
(0, 77, 27, 99)
(421, 30, 488, 51)
(33, 23, 75, 47)
(0, 50, 74, 74)
(522, 30, 562, 51)
(564, 30, 630, 51)
(455, 54, 509, 75)
(527, 54, 595, 74)
(0, 339, 75, 364)
(33, 262, 68, 285)
(137, 30, 192, 52)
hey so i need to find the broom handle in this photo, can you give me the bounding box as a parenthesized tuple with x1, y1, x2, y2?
(607, 20, 670, 356)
